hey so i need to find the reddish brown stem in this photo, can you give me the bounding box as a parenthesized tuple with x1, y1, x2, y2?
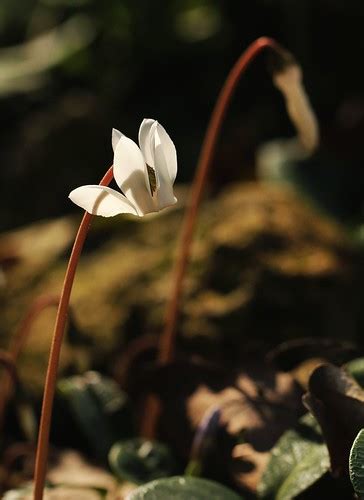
(141, 37, 286, 438)
(33, 166, 114, 500)
(0, 350, 18, 432)
(113, 334, 158, 389)
(0, 295, 59, 432)
(160, 36, 284, 363)
(0, 351, 17, 387)
(10, 295, 60, 362)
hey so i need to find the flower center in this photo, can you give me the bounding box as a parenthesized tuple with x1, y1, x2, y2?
(147, 164, 157, 196)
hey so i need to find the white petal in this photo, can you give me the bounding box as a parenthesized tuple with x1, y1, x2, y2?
(155, 121, 177, 183)
(140, 120, 160, 194)
(152, 128, 177, 210)
(112, 128, 123, 152)
(113, 135, 155, 215)
(69, 185, 138, 217)
(138, 119, 156, 167)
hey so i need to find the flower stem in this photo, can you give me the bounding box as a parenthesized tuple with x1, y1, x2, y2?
(10, 295, 60, 361)
(0, 295, 59, 432)
(0, 349, 18, 436)
(160, 36, 284, 363)
(0, 351, 17, 389)
(141, 37, 287, 439)
(33, 166, 113, 500)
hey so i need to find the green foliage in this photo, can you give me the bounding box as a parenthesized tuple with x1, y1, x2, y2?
(127, 476, 243, 500)
(108, 438, 176, 485)
(263, 359, 364, 499)
(349, 429, 364, 499)
(0, 15, 96, 95)
(185, 458, 203, 477)
(346, 358, 364, 388)
(57, 371, 133, 461)
(258, 414, 329, 500)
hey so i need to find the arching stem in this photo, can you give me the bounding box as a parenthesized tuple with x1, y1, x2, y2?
(0, 295, 59, 432)
(141, 37, 286, 438)
(0, 351, 17, 389)
(33, 166, 114, 500)
(10, 295, 60, 361)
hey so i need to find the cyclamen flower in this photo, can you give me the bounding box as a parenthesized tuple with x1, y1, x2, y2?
(69, 119, 177, 217)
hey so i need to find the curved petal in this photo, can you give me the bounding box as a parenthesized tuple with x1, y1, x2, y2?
(138, 119, 156, 167)
(69, 185, 138, 217)
(138, 120, 160, 195)
(139, 119, 177, 183)
(155, 122, 177, 183)
(113, 135, 155, 215)
(152, 128, 177, 210)
(112, 128, 123, 152)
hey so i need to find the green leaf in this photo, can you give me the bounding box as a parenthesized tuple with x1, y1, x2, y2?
(346, 358, 364, 388)
(57, 371, 133, 461)
(185, 459, 202, 477)
(127, 476, 243, 499)
(109, 439, 176, 484)
(258, 413, 329, 499)
(349, 428, 364, 499)
(275, 444, 329, 500)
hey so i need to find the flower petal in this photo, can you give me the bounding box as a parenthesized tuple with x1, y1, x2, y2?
(113, 135, 155, 215)
(152, 127, 177, 210)
(69, 185, 138, 217)
(155, 122, 177, 183)
(138, 119, 156, 167)
(112, 128, 123, 152)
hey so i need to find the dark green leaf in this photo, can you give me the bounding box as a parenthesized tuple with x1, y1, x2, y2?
(127, 476, 243, 499)
(57, 371, 133, 461)
(108, 438, 176, 484)
(346, 358, 364, 388)
(258, 413, 329, 499)
(274, 445, 329, 500)
(349, 428, 364, 499)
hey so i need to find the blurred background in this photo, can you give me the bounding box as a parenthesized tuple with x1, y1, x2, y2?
(2, 4, 364, 495)
(1, 0, 364, 231)
(1, 0, 364, 389)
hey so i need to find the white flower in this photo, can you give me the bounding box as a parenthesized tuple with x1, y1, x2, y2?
(69, 119, 177, 217)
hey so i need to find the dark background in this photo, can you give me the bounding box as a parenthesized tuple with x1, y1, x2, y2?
(1, 0, 364, 231)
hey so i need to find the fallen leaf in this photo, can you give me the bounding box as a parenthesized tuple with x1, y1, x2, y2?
(47, 449, 116, 491)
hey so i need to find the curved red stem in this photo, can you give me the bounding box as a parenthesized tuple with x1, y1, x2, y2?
(160, 36, 283, 364)
(0, 351, 17, 386)
(10, 295, 60, 362)
(141, 37, 286, 438)
(0, 350, 18, 434)
(0, 295, 60, 433)
(33, 166, 114, 500)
